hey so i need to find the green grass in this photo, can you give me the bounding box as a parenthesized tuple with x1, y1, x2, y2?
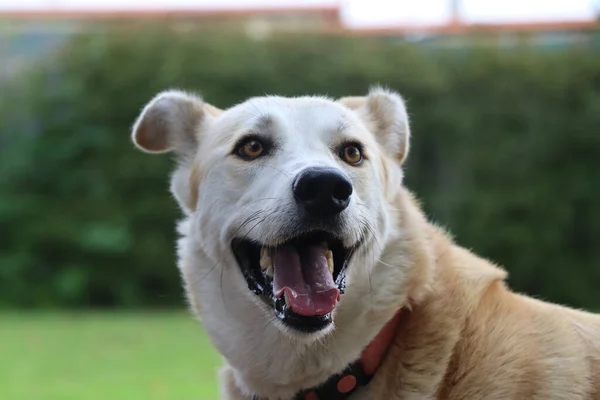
(0, 312, 222, 400)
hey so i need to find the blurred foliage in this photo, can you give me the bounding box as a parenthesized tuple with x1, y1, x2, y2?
(0, 27, 599, 309)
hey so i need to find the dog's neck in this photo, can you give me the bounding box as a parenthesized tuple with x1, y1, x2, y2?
(253, 309, 404, 400)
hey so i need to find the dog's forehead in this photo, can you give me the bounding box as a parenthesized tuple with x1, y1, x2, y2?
(219, 96, 354, 138)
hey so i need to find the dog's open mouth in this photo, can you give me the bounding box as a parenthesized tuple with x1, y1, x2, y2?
(232, 231, 357, 333)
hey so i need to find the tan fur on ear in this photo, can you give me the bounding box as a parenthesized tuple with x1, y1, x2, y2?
(337, 96, 366, 110)
(132, 90, 221, 154)
(203, 103, 223, 118)
(339, 88, 410, 164)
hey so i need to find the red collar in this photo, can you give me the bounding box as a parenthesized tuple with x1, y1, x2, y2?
(359, 308, 403, 376)
(253, 309, 403, 400)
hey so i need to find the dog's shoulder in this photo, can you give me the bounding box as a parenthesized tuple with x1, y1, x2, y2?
(447, 244, 507, 300)
(424, 223, 508, 314)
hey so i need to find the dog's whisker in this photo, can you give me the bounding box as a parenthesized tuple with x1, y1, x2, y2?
(194, 210, 267, 299)
(260, 164, 293, 177)
(240, 216, 267, 243)
(237, 198, 279, 209)
(220, 258, 229, 315)
(232, 210, 265, 238)
(191, 255, 223, 287)
(259, 314, 279, 333)
(375, 258, 396, 269)
(364, 220, 382, 252)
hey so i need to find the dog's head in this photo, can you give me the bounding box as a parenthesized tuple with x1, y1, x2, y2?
(132, 88, 411, 343)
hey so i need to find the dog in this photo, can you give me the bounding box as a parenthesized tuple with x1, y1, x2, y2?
(131, 88, 600, 399)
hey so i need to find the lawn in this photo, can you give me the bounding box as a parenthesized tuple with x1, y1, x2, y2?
(0, 312, 223, 400)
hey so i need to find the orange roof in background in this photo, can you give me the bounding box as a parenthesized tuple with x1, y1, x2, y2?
(0, 5, 339, 20)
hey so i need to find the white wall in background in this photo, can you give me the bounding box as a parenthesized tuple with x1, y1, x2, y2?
(461, 0, 597, 24)
(341, 0, 450, 29)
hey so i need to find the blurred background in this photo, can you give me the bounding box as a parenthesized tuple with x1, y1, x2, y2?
(1, 0, 600, 399)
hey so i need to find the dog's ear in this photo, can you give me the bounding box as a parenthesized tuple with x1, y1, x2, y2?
(338, 87, 410, 164)
(132, 90, 222, 214)
(132, 90, 222, 155)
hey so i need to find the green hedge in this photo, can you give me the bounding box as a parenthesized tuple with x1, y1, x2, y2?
(1, 27, 599, 309)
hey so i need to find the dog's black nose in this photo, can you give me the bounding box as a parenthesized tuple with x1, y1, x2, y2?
(293, 167, 353, 217)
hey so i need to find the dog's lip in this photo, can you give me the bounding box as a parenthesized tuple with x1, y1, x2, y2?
(231, 230, 362, 332)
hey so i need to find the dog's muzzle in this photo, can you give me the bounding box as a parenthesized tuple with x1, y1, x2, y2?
(232, 167, 361, 333)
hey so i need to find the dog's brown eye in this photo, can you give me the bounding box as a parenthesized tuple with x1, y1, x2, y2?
(238, 139, 264, 160)
(341, 144, 363, 166)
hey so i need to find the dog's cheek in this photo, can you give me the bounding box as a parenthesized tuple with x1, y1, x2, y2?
(188, 164, 202, 211)
(363, 156, 398, 246)
(169, 163, 204, 214)
(170, 167, 195, 214)
(182, 270, 203, 316)
(378, 156, 403, 204)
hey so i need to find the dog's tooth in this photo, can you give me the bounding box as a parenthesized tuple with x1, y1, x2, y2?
(325, 249, 334, 275)
(266, 264, 273, 277)
(260, 248, 272, 271)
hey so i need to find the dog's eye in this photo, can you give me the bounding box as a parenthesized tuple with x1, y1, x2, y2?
(340, 143, 364, 166)
(237, 138, 265, 160)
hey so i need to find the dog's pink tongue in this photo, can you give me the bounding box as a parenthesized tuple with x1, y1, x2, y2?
(272, 245, 340, 317)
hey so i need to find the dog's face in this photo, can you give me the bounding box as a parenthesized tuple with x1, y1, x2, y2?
(132, 88, 410, 348)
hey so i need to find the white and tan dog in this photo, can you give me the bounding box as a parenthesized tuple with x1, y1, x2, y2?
(132, 88, 600, 400)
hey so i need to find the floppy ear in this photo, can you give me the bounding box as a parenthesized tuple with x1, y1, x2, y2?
(131, 89, 222, 155)
(132, 90, 222, 214)
(338, 87, 410, 164)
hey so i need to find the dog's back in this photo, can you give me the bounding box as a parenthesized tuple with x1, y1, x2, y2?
(442, 286, 600, 399)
